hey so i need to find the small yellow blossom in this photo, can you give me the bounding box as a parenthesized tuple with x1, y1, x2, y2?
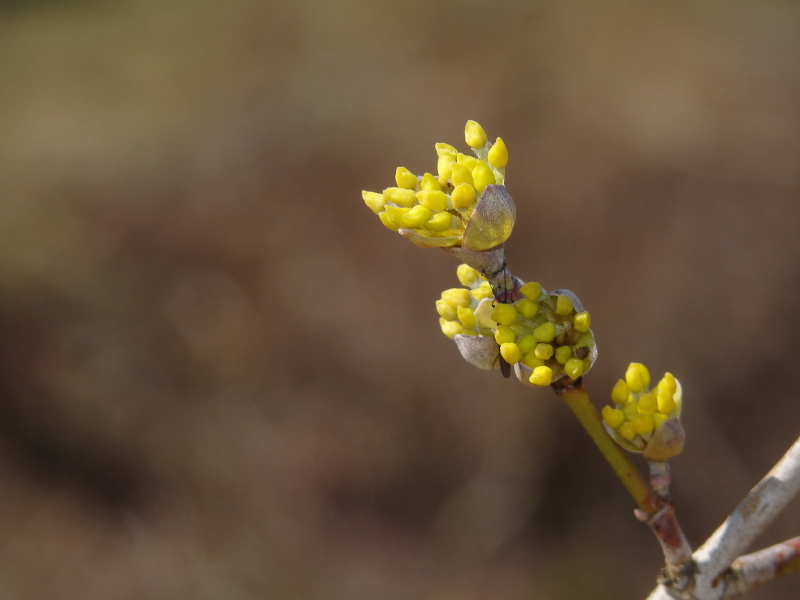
(520, 282, 542, 300)
(574, 311, 591, 332)
(416, 190, 447, 212)
(530, 365, 553, 386)
(487, 137, 508, 168)
(362, 120, 513, 251)
(456, 264, 481, 286)
(532, 322, 556, 343)
(564, 358, 584, 379)
(395, 167, 418, 189)
(556, 295, 573, 315)
(362, 191, 385, 213)
(625, 363, 651, 393)
(515, 298, 538, 319)
(471, 161, 496, 193)
(491, 303, 518, 326)
(603, 363, 684, 459)
(436, 265, 597, 385)
(465, 120, 488, 149)
(500, 343, 522, 364)
(494, 325, 516, 345)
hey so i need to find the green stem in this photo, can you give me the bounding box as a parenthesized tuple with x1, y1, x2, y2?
(552, 379, 663, 516)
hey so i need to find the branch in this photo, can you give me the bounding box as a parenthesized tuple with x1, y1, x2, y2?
(647, 435, 800, 599)
(552, 379, 661, 515)
(692, 435, 800, 598)
(721, 536, 800, 597)
(636, 501, 694, 590)
(552, 379, 694, 581)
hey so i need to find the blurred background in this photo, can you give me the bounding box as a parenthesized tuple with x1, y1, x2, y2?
(1, 0, 799, 598)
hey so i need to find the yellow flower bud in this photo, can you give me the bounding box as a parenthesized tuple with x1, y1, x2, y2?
(517, 334, 536, 355)
(564, 358, 584, 379)
(456, 153, 477, 171)
(602, 406, 624, 429)
(611, 379, 629, 404)
(437, 155, 455, 180)
(491, 303, 518, 326)
(514, 298, 538, 319)
(659, 372, 677, 396)
(554, 345, 572, 365)
(657, 387, 675, 415)
(534, 343, 554, 360)
(378, 210, 399, 231)
(471, 283, 494, 301)
(632, 414, 654, 436)
(435, 142, 458, 158)
(619, 422, 637, 441)
(420, 172, 441, 191)
(465, 120, 488, 149)
(494, 324, 516, 345)
(574, 311, 591, 332)
(395, 167, 418, 189)
(450, 162, 474, 187)
(384, 205, 410, 226)
(441, 288, 472, 307)
(623, 400, 639, 420)
(522, 352, 544, 369)
(416, 190, 447, 211)
(472, 160, 496, 193)
(520, 282, 542, 300)
(556, 295, 573, 315)
(436, 299, 457, 321)
(487, 137, 508, 168)
(441, 320, 462, 339)
(383, 187, 417, 207)
(402, 205, 432, 228)
(456, 264, 481, 286)
(532, 322, 556, 342)
(457, 305, 477, 329)
(637, 392, 657, 414)
(362, 191, 386, 213)
(451, 183, 476, 209)
(424, 211, 452, 232)
(625, 363, 651, 393)
(529, 365, 553, 386)
(500, 342, 522, 364)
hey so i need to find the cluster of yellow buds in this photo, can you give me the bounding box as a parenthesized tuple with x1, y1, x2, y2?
(362, 120, 515, 252)
(436, 264, 597, 386)
(602, 363, 685, 460)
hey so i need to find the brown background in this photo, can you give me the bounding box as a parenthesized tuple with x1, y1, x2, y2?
(1, 1, 799, 598)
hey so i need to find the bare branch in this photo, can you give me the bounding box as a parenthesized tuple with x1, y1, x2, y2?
(646, 435, 800, 599)
(636, 500, 694, 590)
(721, 536, 800, 597)
(692, 435, 800, 598)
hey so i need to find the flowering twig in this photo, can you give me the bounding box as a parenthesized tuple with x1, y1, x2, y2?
(647, 435, 800, 599)
(553, 378, 693, 583)
(361, 119, 800, 598)
(552, 378, 661, 515)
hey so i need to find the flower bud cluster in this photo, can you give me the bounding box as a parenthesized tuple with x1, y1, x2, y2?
(602, 363, 684, 460)
(437, 265, 596, 386)
(362, 121, 513, 251)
